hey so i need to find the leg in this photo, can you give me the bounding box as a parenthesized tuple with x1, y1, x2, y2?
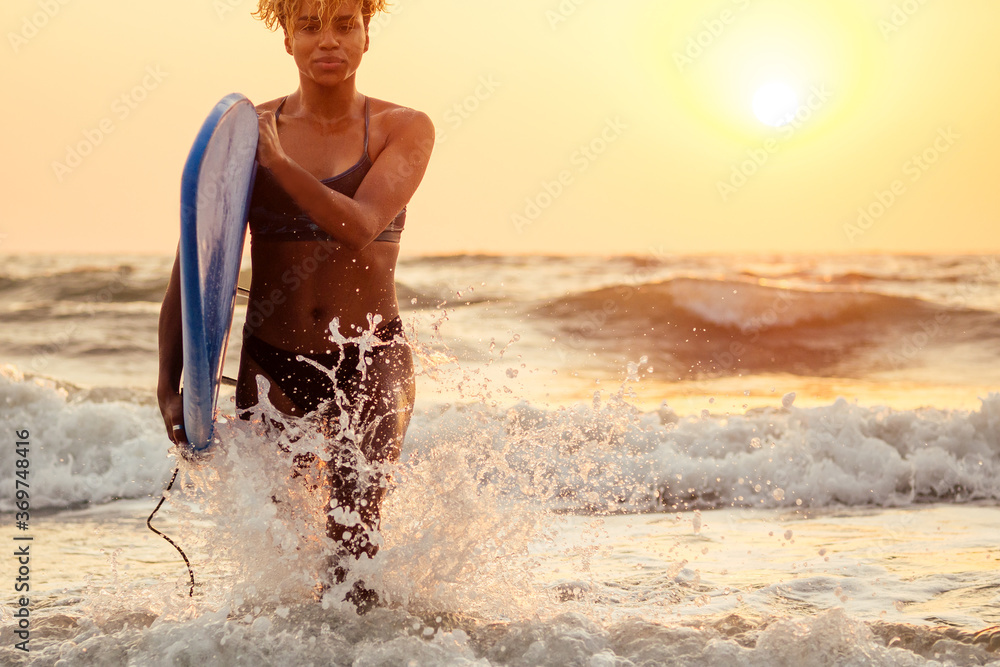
(237, 335, 343, 478)
(324, 337, 415, 581)
(236, 346, 305, 419)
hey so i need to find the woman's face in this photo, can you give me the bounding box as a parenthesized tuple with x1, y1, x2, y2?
(284, 0, 369, 86)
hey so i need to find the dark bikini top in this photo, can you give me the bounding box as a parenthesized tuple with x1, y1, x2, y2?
(248, 96, 405, 243)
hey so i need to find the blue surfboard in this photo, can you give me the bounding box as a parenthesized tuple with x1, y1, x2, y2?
(179, 93, 258, 451)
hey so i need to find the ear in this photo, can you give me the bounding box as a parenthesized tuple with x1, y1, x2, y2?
(284, 29, 292, 56)
(363, 26, 370, 53)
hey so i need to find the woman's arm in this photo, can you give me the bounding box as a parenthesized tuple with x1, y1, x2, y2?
(257, 106, 435, 251)
(157, 248, 186, 444)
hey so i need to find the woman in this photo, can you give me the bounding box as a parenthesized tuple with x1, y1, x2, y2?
(156, 0, 434, 611)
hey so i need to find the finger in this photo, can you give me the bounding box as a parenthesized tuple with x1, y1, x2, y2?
(169, 422, 188, 446)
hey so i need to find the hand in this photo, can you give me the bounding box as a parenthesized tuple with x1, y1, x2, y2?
(158, 388, 188, 446)
(256, 108, 286, 171)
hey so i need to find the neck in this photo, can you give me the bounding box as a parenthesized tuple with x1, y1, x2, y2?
(291, 78, 362, 121)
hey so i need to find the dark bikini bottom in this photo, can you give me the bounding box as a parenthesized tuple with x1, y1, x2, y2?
(240, 316, 406, 417)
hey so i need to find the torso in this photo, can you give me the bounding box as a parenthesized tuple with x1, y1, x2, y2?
(246, 94, 405, 353)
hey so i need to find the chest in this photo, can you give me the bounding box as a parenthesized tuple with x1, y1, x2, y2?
(277, 116, 367, 181)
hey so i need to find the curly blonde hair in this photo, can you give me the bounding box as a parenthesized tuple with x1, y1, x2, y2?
(254, 0, 388, 33)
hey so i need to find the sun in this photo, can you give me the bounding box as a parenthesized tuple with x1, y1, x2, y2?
(752, 82, 799, 127)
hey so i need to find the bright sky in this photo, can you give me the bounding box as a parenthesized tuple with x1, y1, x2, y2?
(2, 0, 998, 256)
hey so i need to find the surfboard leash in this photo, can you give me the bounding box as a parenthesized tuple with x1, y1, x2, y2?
(146, 466, 196, 597)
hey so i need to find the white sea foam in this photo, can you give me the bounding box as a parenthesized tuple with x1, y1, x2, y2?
(0, 366, 173, 511)
(6, 594, 1000, 666)
(3, 367, 1000, 515)
(404, 390, 1000, 513)
(666, 277, 883, 329)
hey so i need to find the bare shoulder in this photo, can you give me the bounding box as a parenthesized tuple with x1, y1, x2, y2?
(368, 97, 435, 143)
(254, 97, 285, 113)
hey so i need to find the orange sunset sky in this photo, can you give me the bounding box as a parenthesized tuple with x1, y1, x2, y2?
(2, 0, 998, 256)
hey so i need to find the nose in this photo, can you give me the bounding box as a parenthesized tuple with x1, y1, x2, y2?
(318, 25, 340, 48)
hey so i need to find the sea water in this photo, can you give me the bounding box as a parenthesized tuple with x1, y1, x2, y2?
(2, 253, 1000, 665)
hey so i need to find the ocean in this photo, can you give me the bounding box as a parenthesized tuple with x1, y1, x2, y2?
(2, 252, 1000, 665)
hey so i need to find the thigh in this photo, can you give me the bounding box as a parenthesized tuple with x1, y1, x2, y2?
(236, 348, 306, 418)
(355, 341, 416, 464)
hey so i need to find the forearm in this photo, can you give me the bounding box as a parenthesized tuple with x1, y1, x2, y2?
(157, 250, 184, 397)
(266, 156, 377, 250)
(254, 104, 434, 250)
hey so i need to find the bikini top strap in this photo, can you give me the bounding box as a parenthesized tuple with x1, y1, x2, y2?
(363, 96, 370, 154)
(274, 96, 289, 121)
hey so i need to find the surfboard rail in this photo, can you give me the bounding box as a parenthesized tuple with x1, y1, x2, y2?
(179, 93, 258, 451)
